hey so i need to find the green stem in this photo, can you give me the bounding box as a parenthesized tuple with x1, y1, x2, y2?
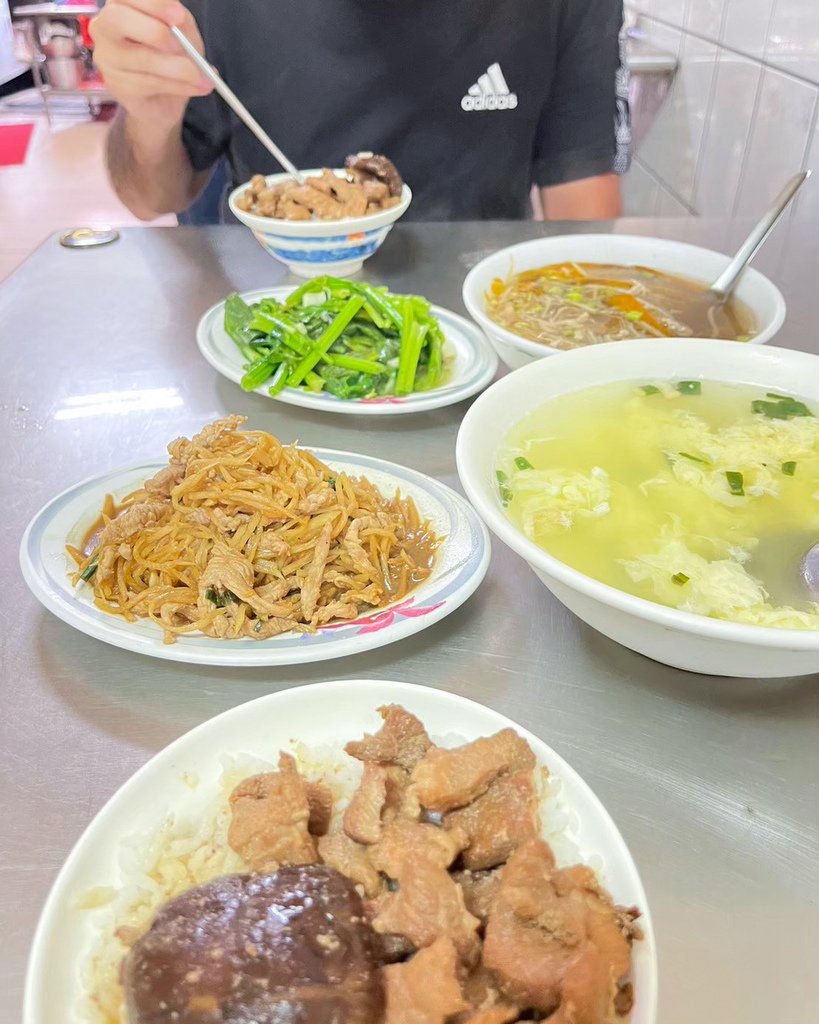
(241, 351, 281, 391)
(426, 327, 443, 385)
(287, 296, 365, 387)
(396, 322, 428, 394)
(267, 362, 290, 396)
(323, 353, 387, 375)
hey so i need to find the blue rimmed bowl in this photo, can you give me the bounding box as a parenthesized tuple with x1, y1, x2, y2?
(228, 169, 413, 278)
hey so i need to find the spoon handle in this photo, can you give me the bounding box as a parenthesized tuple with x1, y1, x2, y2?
(710, 170, 809, 300)
(170, 26, 305, 185)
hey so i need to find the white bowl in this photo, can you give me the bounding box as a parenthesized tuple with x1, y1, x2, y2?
(229, 169, 412, 278)
(456, 339, 819, 678)
(24, 679, 657, 1024)
(462, 235, 786, 369)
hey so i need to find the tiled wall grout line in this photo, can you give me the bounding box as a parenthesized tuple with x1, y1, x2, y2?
(690, 43, 723, 215)
(635, 11, 819, 88)
(729, 57, 767, 217)
(633, 155, 698, 214)
(625, 0, 819, 220)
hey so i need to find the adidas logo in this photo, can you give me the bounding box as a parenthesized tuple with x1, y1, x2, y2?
(461, 62, 518, 111)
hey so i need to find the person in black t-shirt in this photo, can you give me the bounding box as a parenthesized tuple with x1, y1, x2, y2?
(92, 0, 630, 222)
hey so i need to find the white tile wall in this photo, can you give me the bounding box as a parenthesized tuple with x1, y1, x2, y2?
(794, 117, 819, 234)
(765, 0, 819, 84)
(720, 0, 774, 61)
(685, 0, 725, 42)
(736, 67, 818, 215)
(693, 52, 762, 215)
(650, 0, 689, 28)
(657, 186, 691, 215)
(637, 32, 718, 207)
(622, 0, 819, 221)
(621, 158, 661, 215)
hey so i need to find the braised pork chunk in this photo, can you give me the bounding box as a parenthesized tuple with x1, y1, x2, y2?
(218, 708, 640, 1024)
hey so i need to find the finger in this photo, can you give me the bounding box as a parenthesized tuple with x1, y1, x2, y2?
(113, 43, 212, 91)
(104, 68, 212, 99)
(107, 0, 187, 25)
(104, 3, 182, 54)
(177, 8, 205, 55)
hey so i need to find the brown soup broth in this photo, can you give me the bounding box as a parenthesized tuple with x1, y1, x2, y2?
(485, 262, 756, 349)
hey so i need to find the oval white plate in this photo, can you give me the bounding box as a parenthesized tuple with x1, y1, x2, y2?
(23, 679, 658, 1024)
(20, 449, 490, 666)
(196, 286, 498, 415)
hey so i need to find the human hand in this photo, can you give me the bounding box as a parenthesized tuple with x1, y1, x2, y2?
(91, 0, 213, 130)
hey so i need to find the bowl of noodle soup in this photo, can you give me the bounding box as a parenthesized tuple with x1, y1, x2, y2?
(462, 235, 785, 370)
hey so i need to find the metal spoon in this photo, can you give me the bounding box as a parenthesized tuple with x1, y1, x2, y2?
(709, 170, 809, 301)
(801, 543, 819, 600)
(170, 25, 305, 184)
(747, 530, 819, 607)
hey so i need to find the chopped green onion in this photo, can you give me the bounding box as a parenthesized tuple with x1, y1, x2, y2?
(566, 290, 584, 302)
(641, 384, 660, 396)
(626, 310, 644, 321)
(725, 471, 745, 496)
(80, 558, 98, 582)
(677, 381, 702, 395)
(766, 392, 792, 401)
(496, 469, 513, 506)
(752, 397, 813, 419)
(782, 461, 797, 476)
(678, 451, 709, 465)
(327, 476, 336, 489)
(514, 456, 533, 470)
(671, 572, 690, 586)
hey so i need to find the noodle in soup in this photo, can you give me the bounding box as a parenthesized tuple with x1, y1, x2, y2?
(485, 262, 756, 349)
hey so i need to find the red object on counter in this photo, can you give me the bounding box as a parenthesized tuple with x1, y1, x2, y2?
(0, 123, 35, 168)
(78, 15, 94, 49)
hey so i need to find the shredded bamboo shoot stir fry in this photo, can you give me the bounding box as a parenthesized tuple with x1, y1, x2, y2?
(67, 417, 439, 643)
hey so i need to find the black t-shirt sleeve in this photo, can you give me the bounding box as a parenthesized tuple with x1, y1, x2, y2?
(179, 0, 231, 172)
(533, 0, 630, 188)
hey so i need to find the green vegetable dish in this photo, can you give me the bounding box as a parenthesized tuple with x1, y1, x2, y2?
(497, 380, 819, 630)
(223, 277, 448, 401)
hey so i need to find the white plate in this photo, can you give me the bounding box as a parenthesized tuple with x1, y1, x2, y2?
(196, 286, 498, 415)
(23, 679, 658, 1024)
(20, 449, 490, 666)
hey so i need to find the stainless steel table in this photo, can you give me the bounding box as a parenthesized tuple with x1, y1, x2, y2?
(1, 219, 817, 1024)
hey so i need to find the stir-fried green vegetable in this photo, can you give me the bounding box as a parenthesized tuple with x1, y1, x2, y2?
(223, 278, 447, 400)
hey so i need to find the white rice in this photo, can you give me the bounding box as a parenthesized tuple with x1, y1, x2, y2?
(79, 733, 583, 1024)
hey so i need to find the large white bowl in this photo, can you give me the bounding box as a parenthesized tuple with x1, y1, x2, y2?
(456, 339, 819, 678)
(24, 679, 657, 1024)
(462, 235, 786, 369)
(229, 168, 412, 278)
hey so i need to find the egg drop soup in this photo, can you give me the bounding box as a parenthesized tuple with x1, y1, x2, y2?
(498, 381, 819, 629)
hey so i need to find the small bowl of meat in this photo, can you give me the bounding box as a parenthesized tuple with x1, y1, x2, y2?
(229, 153, 412, 278)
